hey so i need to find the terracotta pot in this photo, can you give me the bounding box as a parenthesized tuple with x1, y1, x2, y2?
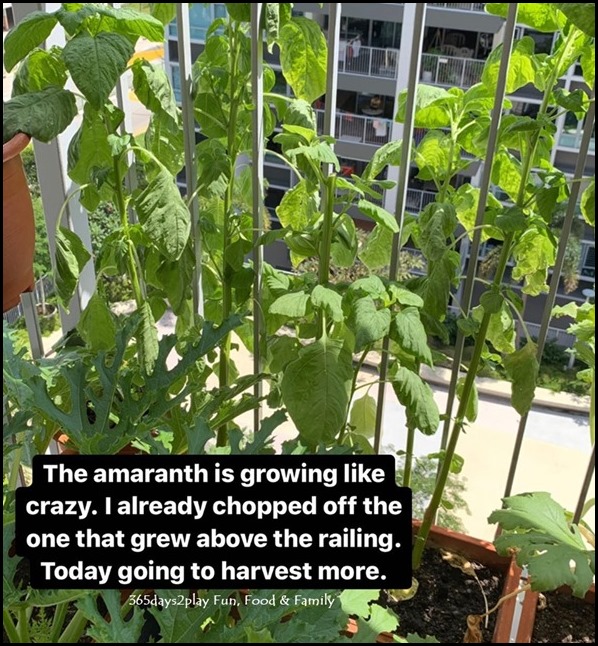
(411, 520, 522, 643)
(3, 133, 35, 313)
(513, 584, 595, 643)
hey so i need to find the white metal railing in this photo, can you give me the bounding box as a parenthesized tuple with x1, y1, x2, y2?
(421, 53, 484, 88)
(429, 2, 486, 11)
(2, 276, 55, 326)
(315, 109, 393, 145)
(338, 44, 399, 80)
(525, 322, 575, 347)
(559, 131, 596, 153)
(406, 188, 438, 214)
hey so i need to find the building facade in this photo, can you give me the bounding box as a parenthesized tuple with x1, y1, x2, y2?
(165, 3, 595, 345)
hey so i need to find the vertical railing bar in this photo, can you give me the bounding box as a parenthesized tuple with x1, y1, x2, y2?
(251, 3, 264, 434)
(439, 3, 519, 454)
(373, 3, 427, 454)
(323, 4, 341, 139)
(573, 444, 595, 525)
(110, 1, 138, 206)
(503, 94, 596, 499)
(176, 3, 204, 316)
(21, 292, 44, 360)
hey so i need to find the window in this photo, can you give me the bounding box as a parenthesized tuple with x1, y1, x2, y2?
(581, 245, 595, 279)
(169, 4, 226, 41)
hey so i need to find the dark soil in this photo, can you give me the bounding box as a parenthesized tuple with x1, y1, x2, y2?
(532, 590, 595, 643)
(386, 548, 503, 643)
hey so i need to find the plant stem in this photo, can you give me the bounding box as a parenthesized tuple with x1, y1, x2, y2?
(49, 602, 68, 643)
(403, 426, 415, 487)
(57, 609, 88, 644)
(3, 610, 21, 644)
(317, 175, 337, 338)
(17, 607, 30, 643)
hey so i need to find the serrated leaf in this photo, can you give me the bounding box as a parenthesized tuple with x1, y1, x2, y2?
(483, 37, 537, 94)
(281, 338, 353, 446)
(418, 202, 458, 262)
(391, 365, 440, 435)
(12, 48, 67, 96)
(358, 200, 399, 233)
(276, 179, 317, 230)
(138, 302, 159, 375)
(418, 251, 461, 321)
(78, 590, 145, 643)
(62, 32, 134, 110)
(3, 11, 57, 72)
(489, 492, 595, 597)
(135, 168, 190, 260)
(394, 307, 433, 366)
(350, 394, 377, 439)
(132, 59, 178, 122)
(78, 293, 117, 352)
(54, 227, 91, 308)
(269, 291, 310, 318)
(512, 228, 555, 296)
(359, 224, 393, 271)
(351, 297, 392, 351)
(144, 108, 184, 175)
(311, 285, 343, 323)
(503, 342, 539, 415)
(279, 17, 327, 102)
(581, 180, 594, 226)
(3, 86, 77, 143)
(457, 378, 478, 422)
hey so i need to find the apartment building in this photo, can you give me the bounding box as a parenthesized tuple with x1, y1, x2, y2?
(165, 3, 595, 345)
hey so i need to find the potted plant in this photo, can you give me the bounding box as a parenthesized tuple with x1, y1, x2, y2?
(3, 132, 35, 313)
(421, 49, 440, 83)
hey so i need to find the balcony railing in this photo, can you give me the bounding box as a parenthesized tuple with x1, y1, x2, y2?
(429, 2, 486, 10)
(406, 188, 439, 214)
(338, 44, 399, 80)
(421, 53, 485, 88)
(315, 109, 393, 146)
(559, 131, 596, 153)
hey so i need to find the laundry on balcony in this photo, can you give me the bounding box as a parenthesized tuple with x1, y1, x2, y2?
(373, 119, 387, 138)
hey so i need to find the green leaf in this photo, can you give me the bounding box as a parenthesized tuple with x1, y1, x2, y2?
(138, 302, 159, 375)
(132, 59, 179, 122)
(149, 590, 217, 642)
(503, 342, 539, 415)
(391, 365, 440, 435)
(580, 45, 595, 89)
(62, 32, 134, 110)
(311, 285, 343, 323)
(150, 3, 177, 26)
(12, 48, 67, 96)
(492, 151, 526, 203)
(351, 297, 392, 351)
(78, 590, 145, 644)
(415, 130, 453, 182)
(281, 338, 353, 447)
(349, 276, 388, 299)
(265, 3, 281, 52)
(357, 200, 399, 233)
(268, 335, 301, 373)
(512, 228, 555, 296)
(489, 492, 595, 597)
(389, 284, 424, 308)
(144, 108, 185, 175)
(3, 11, 57, 72)
(350, 394, 377, 439)
(94, 6, 165, 42)
(418, 250, 461, 321)
(359, 225, 393, 271)
(486, 4, 564, 32)
(396, 85, 452, 128)
(3, 86, 77, 143)
(54, 227, 91, 308)
(287, 141, 340, 171)
(279, 17, 327, 102)
(363, 140, 402, 181)
(331, 214, 358, 268)
(451, 184, 502, 242)
(418, 202, 458, 262)
(269, 291, 310, 318)
(496, 207, 528, 234)
(78, 293, 117, 352)
(54, 4, 97, 34)
(457, 378, 478, 422)
(581, 180, 594, 226)
(473, 303, 516, 354)
(226, 3, 251, 21)
(135, 168, 191, 260)
(483, 37, 537, 94)
(68, 103, 124, 187)
(276, 179, 318, 231)
(553, 3, 595, 37)
(394, 307, 433, 366)
(480, 290, 504, 315)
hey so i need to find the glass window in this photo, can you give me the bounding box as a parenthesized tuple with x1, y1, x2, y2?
(581, 246, 595, 278)
(372, 21, 396, 49)
(524, 29, 554, 55)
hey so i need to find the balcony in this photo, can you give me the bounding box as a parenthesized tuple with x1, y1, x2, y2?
(338, 44, 399, 80)
(429, 2, 486, 11)
(420, 52, 485, 88)
(315, 109, 394, 146)
(559, 131, 596, 154)
(406, 188, 439, 214)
